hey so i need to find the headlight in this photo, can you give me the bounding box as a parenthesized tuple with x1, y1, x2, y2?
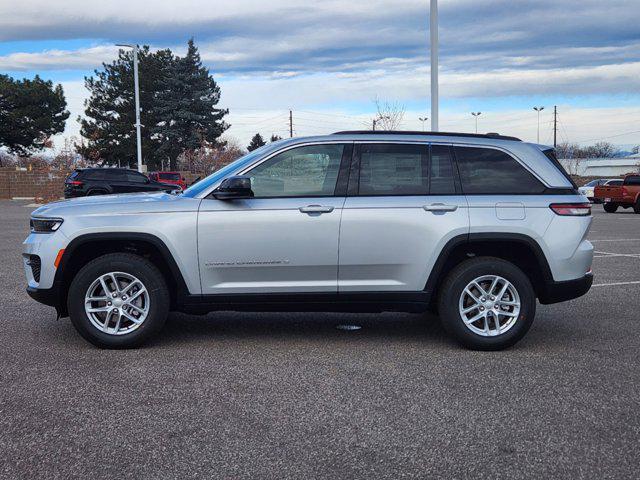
(30, 217, 64, 233)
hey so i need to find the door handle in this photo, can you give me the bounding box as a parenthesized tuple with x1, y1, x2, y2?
(299, 204, 334, 214)
(423, 203, 458, 212)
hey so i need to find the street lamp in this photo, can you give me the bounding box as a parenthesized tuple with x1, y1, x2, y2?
(372, 115, 390, 131)
(471, 112, 482, 133)
(430, 0, 439, 132)
(419, 117, 429, 131)
(116, 44, 143, 172)
(533, 106, 544, 143)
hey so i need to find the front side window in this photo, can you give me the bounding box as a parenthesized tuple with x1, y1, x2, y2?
(358, 144, 429, 195)
(125, 171, 147, 183)
(247, 144, 345, 197)
(454, 146, 545, 194)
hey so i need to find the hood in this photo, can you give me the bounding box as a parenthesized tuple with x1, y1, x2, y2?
(32, 192, 200, 218)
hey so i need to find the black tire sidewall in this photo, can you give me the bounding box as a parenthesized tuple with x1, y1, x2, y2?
(438, 257, 536, 350)
(603, 203, 618, 213)
(68, 253, 169, 348)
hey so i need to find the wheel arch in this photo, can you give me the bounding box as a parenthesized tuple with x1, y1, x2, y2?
(424, 233, 553, 303)
(55, 232, 190, 315)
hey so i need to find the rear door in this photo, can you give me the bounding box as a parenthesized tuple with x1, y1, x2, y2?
(338, 142, 469, 292)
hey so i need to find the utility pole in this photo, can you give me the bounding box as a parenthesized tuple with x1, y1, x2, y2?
(372, 118, 377, 131)
(430, 0, 439, 132)
(553, 105, 558, 148)
(533, 106, 544, 143)
(471, 112, 482, 134)
(289, 110, 293, 138)
(419, 117, 428, 131)
(116, 43, 143, 172)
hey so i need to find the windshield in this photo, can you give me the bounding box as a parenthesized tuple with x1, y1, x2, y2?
(584, 180, 599, 187)
(181, 145, 272, 198)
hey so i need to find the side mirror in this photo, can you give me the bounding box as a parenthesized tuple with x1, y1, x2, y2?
(213, 175, 253, 200)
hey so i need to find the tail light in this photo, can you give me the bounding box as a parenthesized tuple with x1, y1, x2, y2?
(66, 180, 83, 186)
(550, 203, 591, 216)
(622, 187, 628, 196)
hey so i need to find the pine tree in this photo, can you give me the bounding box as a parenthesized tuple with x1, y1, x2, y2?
(247, 133, 266, 152)
(153, 39, 229, 169)
(0, 74, 69, 156)
(270, 134, 282, 142)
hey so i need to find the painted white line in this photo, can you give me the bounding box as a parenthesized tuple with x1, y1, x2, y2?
(590, 239, 640, 242)
(593, 251, 640, 258)
(592, 281, 640, 287)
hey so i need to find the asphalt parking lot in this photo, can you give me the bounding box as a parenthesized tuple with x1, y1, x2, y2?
(1, 200, 639, 479)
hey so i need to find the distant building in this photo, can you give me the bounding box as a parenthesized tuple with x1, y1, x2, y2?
(560, 155, 640, 177)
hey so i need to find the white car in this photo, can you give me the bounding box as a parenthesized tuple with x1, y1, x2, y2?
(24, 131, 594, 350)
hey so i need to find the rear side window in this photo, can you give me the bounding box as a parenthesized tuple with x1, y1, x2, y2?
(126, 171, 148, 183)
(454, 146, 545, 194)
(358, 144, 429, 195)
(84, 170, 105, 181)
(624, 176, 640, 186)
(160, 173, 181, 180)
(104, 170, 126, 181)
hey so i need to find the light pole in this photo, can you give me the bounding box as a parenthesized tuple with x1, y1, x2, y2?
(430, 0, 439, 132)
(116, 44, 143, 172)
(419, 117, 428, 131)
(533, 106, 544, 143)
(471, 112, 481, 133)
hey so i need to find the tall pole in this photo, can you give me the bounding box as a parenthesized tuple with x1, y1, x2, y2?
(430, 0, 439, 132)
(117, 43, 143, 172)
(533, 106, 544, 143)
(471, 112, 481, 133)
(133, 46, 142, 172)
(372, 119, 377, 131)
(289, 110, 293, 138)
(553, 105, 557, 148)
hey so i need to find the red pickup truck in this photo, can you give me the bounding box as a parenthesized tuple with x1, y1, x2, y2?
(594, 174, 640, 213)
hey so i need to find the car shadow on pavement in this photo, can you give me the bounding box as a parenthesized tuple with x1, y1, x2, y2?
(152, 311, 453, 347)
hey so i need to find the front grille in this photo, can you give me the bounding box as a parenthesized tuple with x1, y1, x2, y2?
(27, 255, 41, 283)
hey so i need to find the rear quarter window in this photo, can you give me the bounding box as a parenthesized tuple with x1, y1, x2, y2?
(454, 146, 546, 194)
(623, 176, 640, 186)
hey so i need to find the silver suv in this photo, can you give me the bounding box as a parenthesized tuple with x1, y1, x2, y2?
(24, 131, 594, 350)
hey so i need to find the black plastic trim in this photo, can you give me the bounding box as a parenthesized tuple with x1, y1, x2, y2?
(538, 272, 593, 304)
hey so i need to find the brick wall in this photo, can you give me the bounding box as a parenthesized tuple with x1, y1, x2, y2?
(0, 168, 209, 202)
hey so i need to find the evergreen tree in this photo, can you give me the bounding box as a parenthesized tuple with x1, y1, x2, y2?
(153, 39, 229, 169)
(0, 74, 69, 156)
(270, 134, 282, 142)
(247, 133, 266, 152)
(79, 40, 228, 169)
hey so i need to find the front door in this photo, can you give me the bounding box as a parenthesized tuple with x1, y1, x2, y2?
(198, 143, 351, 294)
(338, 143, 469, 292)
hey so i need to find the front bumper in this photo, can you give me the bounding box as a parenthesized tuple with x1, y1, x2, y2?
(27, 283, 67, 316)
(538, 272, 593, 304)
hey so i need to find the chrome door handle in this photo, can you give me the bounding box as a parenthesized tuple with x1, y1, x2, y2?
(423, 203, 458, 212)
(299, 205, 335, 214)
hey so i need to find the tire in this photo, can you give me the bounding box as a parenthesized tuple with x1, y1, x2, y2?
(437, 257, 536, 351)
(67, 253, 169, 348)
(603, 203, 618, 213)
(633, 199, 640, 214)
(87, 189, 106, 196)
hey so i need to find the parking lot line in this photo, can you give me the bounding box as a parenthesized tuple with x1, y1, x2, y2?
(594, 251, 640, 258)
(592, 280, 640, 287)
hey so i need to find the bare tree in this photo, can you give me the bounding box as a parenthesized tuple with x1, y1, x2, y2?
(371, 97, 405, 131)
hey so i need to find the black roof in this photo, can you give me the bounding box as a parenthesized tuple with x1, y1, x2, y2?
(332, 130, 522, 142)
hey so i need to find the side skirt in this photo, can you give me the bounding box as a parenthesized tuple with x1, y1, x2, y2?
(176, 291, 433, 315)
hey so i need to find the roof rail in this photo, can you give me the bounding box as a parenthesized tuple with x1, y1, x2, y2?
(331, 130, 522, 142)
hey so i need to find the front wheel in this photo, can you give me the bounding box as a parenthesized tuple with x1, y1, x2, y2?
(603, 203, 618, 213)
(437, 257, 536, 350)
(67, 253, 169, 348)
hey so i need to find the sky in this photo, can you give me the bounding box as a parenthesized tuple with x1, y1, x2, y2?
(0, 0, 639, 150)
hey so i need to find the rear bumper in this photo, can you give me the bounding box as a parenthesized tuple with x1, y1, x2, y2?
(538, 272, 593, 304)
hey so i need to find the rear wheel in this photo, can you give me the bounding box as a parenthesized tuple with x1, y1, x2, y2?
(633, 199, 640, 214)
(87, 189, 106, 196)
(67, 253, 169, 348)
(437, 257, 536, 350)
(603, 203, 618, 213)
